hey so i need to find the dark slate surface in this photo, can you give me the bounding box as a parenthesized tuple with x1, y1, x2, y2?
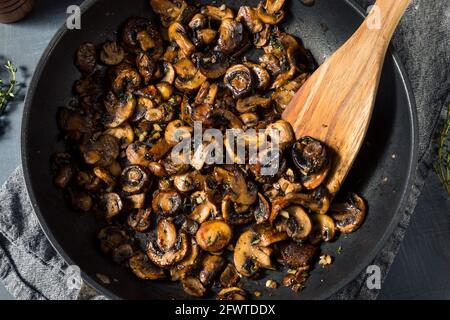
(0, 0, 448, 300)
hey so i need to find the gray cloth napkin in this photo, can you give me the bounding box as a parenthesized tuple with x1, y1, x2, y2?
(0, 0, 449, 300)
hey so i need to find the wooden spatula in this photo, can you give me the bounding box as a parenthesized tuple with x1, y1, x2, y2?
(282, 0, 411, 195)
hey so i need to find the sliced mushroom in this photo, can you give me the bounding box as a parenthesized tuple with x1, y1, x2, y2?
(93, 166, 116, 190)
(100, 41, 125, 66)
(254, 223, 287, 246)
(136, 53, 156, 85)
(182, 276, 206, 297)
(151, 190, 182, 216)
(123, 193, 146, 211)
(189, 13, 207, 30)
(253, 192, 271, 224)
(99, 192, 123, 220)
(217, 287, 247, 300)
(224, 64, 253, 99)
(201, 5, 234, 20)
(196, 29, 218, 46)
(265, 120, 295, 150)
(220, 264, 240, 288)
(245, 62, 271, 90)
(168, 22, 196, 57)
(112, 67, 141, 95)
(163, 150, 190, 175)
(80, 134, 120, 167)
(126, 142, 152, 167)
(196, 220, 232, 253)
(284, 205, 312, 240)
(129, 252, 165, 280)
(104, 93, 136, 128)
(157, 218, 178, 252)
(309, 214, 336, 244)
(216, 19, 245, 54)
(147, 231, 189, 268)
(98, 226, 128, 255)
(164, 120, 193, 146)
(240, 112, 259, 128)
(234, 230, 274, 277)
(280, 242, 317, 268)
(190, 199, 218, 224)
(121, 165, 150, 194)
(254, 24, 271, 48)
(150, 0, 183, 27)
(175, 70, 207, 92)
(236, 95, 271, 113)
(76, 42, 97, 73)
(330, 193, 366, 233)
(195, 51, 230, 79)
(257, 1, 285, 25)
(199, 255, 226, 286)
(128, 208, 152, 232)
(237, 6, 263, 33)
(170, 238, 201, 280)
(222, 197, 254, 225)
(195, 81, 219, 105)
(105, 123, 134, 149)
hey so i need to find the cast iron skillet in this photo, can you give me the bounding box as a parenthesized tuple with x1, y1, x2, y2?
(21, 0, 418, 300)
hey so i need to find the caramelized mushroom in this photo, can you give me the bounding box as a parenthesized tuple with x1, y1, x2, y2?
(195, 51, 230, 79)
(147, 231, 189, 268)
(170, 238, 201, 281)
(280, 242, 317, 268)
(105, 123, 134, 149)
(257, 1, 286, 25)
(182, 276, 206, 297)
(217, 287, 247, 300)
(128, 208, 152, 232)
(244, 62, 271, 90)
(157, 218, 178, 252)
(99, 192, 123, 220)
(253, 192, 271, 224)
(168, 22, 196, 57)
(265, 120, 295, 150)
(199, 255, 226, 286)
(234, 230, 274, 277)
(121, 165, 150, 194)
(152, 190, 182, 216)
(100, 41, 125, 66)
(284, 205, 312, 240)
(254, 223, 287, 247)
(196, 220, 232, 253)
(236, 95, 271, 113)
(224, 64, 253, 99)
(237, 6, 263, 34)
(164, 120, 193, 146)
(222, 198, 254, 225)
(201, 5, 234, 20)
(104, 93, 136, 128)
(330, 193, 366, 233)
(309, 213, 336, 244)
(216, 19, 245, 54)
(76, 43, 96, 73)
(220, 264, 240, 288)
(80, 134, 120, 167)
(129, 252, 165, 280)
(126, 142, 153, 167)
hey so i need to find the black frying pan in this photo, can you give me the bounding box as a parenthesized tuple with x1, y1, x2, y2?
(21, 0, 418, 300)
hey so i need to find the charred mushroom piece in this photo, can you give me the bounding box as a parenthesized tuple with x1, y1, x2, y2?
(257, 1, 285, 25)
(220, 264, 240, 288)
(170, 238, 201, 281)
(196, 29, 218, 46)
(121, 165, 150, 194)
(76, 43, 97, 73)
(189, 13, 207, 30)
(100, 192, 123, 220)
(150, 0, 183, 27)
(196, 220, 232, 253)
(80, 134, 120, 167)
(199, 255, 226, 286)
(168, 22, 196, 57)
(254, 223, 287, 246)
(284, 205, 312, 241)
(105, 123, 134, 149)
(240, 112, 259, 128)
(126, 142, 153, 167)
(151, 190, 182, 216)
(147, 231, 189, 268)
(157, 218, 178, 252)
(53, 165, 73, 189)
(244, 62, 271, 90)
(112, 67, 142, 95)
(136, 53, 156, 85)
(93, 166, 116, 190)
(254, 24, 271, 48)
(224, 65, 253, 99)
(280, 242, 317, 268)
(237, 6, 263, 34)
(182, 276, 206, 297)
(129, 252, 165, 280)
(164, 120, 193, 146)
(175, 70, 207, 92)
(236, 95, 271, 113)
(189, 195, 218, 224)
(265, 120, 295, 151)
(104, 93, 136, 128)
(330, 193, 366, 233)
(201, 5, 234, 20)
(216, 19, 245, 54)
(123, 193, 146, 211)
(234, 230, 274, 277)
(222, 198, 254, 225)
(195, 81, 219, 105)
(128, 208, 152, 232)
(292, 137, 330, 189)
(195, 51, 230, 79)
(217, 287, 247, 300)
(309, 213, 336, 244)
(100, 41, 125, 66)
(98, 226, 128, 255)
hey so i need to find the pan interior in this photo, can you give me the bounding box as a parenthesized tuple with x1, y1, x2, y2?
(22, 0, 416, 300)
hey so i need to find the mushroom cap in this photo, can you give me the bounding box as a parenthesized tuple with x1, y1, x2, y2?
(129, 252, 165, 280)
(284, 205, 313, 241)
(217, 287, 247, 300)
(147, 232, 189, 268)
(196, 220, 232, 253)
(330, 193, 366, 233)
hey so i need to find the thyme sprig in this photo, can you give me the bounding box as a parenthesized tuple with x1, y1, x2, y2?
(0, 61, 18, 116)
(434, 104, 450, 196)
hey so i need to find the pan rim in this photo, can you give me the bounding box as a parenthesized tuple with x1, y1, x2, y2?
(21, 0, 419, 300)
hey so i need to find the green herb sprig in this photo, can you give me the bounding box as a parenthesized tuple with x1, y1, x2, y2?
(434, 104, 450, 196)
(0, 61, 18, 116)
